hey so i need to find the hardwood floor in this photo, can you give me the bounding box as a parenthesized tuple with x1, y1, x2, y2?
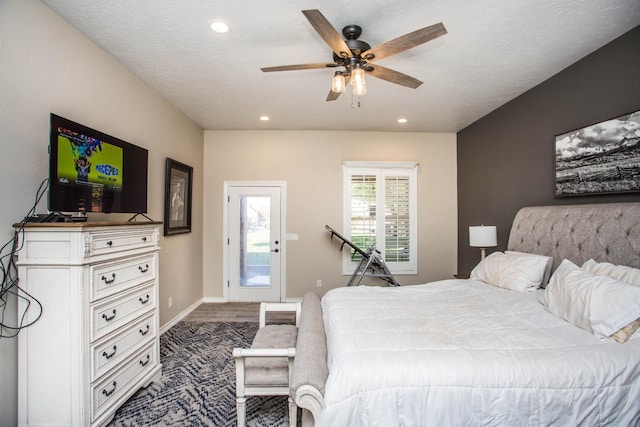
(184, 302, 296, 324)
(185, 302, 260, 322)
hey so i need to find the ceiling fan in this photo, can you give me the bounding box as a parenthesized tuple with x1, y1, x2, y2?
(261, 9, 447, 101)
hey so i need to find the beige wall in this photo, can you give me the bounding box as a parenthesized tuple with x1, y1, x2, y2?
(0, 1, 203, 424)
(203, 130, 458, 300)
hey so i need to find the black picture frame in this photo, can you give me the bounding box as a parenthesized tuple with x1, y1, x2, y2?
(164, 158, 192, 236)
(554, 109, 640, 197)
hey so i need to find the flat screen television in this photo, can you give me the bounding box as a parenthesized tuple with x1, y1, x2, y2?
(48, 113, 148, 214)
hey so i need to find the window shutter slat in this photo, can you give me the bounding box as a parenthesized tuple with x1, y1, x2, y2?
(384, 175, 411, 262)
(349, 174, 377, 260)
(344, 163, 417, 275)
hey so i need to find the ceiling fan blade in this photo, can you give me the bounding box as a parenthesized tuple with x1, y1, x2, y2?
(261, 63, 337, 72)
(366, 64, 423, 89)
(326, 90, 342, 101)
(302, 9, 353, 59)
(363, 22, 447, 62)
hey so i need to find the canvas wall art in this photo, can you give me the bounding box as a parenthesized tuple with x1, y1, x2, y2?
(555, 110, 640, 196)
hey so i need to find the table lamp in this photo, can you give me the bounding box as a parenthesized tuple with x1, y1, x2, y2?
(469, 225, 497, 260)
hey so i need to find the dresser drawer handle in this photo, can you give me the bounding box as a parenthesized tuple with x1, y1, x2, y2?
(138, 295, 150, 304)
(106, 240, 113, 247)
(102, 309, 117, 322)
(139, 354, 151, 367)
(101, 273, 116, 284)
(138, 264, 149, 273)
(139, 325, 150, 336)
(102, 381, 117, 397)
(142, 236, 147, 242)
(102, 345, 117, 359)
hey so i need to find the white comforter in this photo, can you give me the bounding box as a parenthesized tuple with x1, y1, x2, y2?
(318, 280, 640, 426)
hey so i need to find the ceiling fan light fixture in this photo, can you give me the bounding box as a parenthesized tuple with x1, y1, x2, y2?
(261, 10, 447, 103)
(331, 72, 346, 93)
(352, 65, 366, 96)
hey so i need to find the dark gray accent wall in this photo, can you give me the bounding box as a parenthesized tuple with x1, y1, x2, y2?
(457, 25, 640, 274)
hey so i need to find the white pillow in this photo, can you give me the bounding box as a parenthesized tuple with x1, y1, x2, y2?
(582, 259, 640, 286)
(540, 259, 593, 333)
(542, 259, 640, 340)
(470, 251, 549, 292)
(505, 250, 553, 288)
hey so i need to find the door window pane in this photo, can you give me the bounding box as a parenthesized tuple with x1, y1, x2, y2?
(239, 196, 271, 287)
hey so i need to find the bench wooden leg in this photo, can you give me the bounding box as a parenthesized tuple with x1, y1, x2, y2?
(236, 396, 247, 427)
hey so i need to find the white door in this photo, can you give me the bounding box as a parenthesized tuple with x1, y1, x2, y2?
(227, 184, 284, 302)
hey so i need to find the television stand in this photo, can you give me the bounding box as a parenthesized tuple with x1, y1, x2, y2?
(128, 212, 154, 222)
(15, 222, 162, 426)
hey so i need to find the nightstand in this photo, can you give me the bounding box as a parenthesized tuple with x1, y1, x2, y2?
(453, 274, 470, 279)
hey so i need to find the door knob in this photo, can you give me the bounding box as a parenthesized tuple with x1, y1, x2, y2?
(274, 240, 279, 245)
(271, 248, 279, 253)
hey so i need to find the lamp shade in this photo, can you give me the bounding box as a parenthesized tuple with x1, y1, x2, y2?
(469, 225, 497, 248)
(351, 67, 366, 96)
(331, 72, 346, 93)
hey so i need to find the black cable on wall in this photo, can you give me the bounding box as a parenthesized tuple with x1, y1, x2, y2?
(0, 178, 47, 338)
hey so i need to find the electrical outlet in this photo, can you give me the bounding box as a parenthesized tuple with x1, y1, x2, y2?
(316, 280, 322, 288)
(168, 297, 173, 308)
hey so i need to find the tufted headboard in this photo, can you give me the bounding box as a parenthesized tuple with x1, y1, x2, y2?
(507, 202, 640, 271)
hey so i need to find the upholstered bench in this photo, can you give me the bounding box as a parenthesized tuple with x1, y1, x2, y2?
(291, 292, 328, 426)
(233, 302, 301, 427)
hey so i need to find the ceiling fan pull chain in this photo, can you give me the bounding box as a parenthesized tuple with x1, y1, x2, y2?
(351, 94, 361, 109)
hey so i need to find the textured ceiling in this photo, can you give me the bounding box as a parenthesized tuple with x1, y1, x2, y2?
(42, 0, 640, 132)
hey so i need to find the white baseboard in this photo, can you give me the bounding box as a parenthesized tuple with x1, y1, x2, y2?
(202, 296, 227, 303)
(160, 298, 203, 335)
(202, 296, 303, 303)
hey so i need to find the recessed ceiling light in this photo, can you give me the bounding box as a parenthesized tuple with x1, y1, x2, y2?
(397, 118, 408, 124)
(259, 116, 270, 121)
(209, 20, 229, 33)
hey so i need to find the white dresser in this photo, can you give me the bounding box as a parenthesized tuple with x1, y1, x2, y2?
(16, 222, 163, 427)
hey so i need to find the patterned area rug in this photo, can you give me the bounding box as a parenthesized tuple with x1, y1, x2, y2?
(108, 321, 290, 426)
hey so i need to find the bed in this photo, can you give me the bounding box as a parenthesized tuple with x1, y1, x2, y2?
(291, 202, 640, 426)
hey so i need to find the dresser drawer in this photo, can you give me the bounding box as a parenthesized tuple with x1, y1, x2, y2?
(87, 228, 156, 257)
(91, 284, 156, 341)
(90, 254, 156, 302)
(91, 312, 156, 381)
(91, 343, 157, 422)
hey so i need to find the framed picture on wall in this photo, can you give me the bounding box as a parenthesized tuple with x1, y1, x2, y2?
(554, 109, 640, 197)
(164, 158, 193, 235)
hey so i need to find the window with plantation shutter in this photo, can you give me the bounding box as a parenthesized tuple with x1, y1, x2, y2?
(343, 162, 418, 275)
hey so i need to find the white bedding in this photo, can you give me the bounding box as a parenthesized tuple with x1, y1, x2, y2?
(318, 280, 640, 426)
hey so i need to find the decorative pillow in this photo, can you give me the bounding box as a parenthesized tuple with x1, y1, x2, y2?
(582, 259, 640, 286)
(542, 259, 640, 341)
(470, 251, 549, 292)
(505, 250, 553, 288)
(611, 319, 640, 344)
